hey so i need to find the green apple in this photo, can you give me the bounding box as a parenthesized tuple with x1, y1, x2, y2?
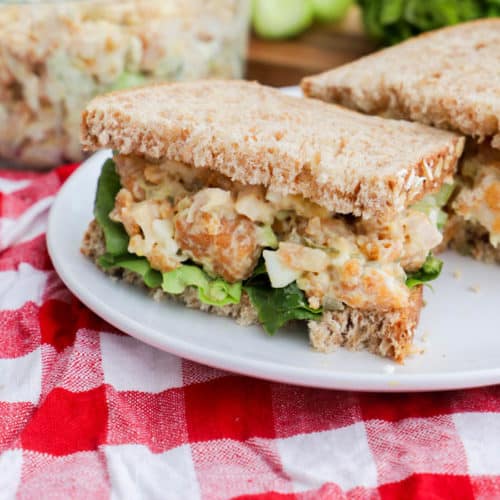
(312, 0, 353, 23)
(252, 0, 314, 39)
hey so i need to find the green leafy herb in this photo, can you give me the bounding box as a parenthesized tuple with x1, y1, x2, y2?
(358, 0, 499, 45)
(406, 254, 443, 288)
(162, 265, 242, 306)
(94, 159, 129, 256)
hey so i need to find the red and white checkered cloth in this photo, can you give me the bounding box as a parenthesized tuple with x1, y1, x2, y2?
(1, 164, 500, 500)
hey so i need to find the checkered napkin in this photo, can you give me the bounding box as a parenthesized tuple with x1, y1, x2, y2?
(1, 164, 500, 500)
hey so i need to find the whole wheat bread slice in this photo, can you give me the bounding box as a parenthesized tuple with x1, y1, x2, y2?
(82, 219, 422, 363)
(302, 19, 500, 148)
(81, 80, 463, 218)
(444, 215, 500, 265)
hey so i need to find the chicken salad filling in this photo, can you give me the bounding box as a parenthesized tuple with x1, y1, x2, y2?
(0, 0, 249, 167)
(95, 155, 447, 333)
(452, 143, 500, 248)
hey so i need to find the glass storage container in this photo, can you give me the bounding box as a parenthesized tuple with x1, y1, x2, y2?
(0, 0, 250, 167)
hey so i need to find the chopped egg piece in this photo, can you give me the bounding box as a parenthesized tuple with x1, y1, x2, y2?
(263, 250, 301, 288)
(111, 193, 185, 273)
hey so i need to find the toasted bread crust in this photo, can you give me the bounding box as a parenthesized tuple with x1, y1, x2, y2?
(82, 218, 422, 362)
(309, 287, 422, 364)
(302, 19, 500, 148)
(81, 80, 463, 218)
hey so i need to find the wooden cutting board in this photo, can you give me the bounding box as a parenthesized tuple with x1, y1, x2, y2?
(245, 6, 378, 87)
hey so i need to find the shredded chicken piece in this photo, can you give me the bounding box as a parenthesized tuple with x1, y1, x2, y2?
(357, 210, 442, 271)
(174, 190, 261, 282)
(110, 188, 184, 272)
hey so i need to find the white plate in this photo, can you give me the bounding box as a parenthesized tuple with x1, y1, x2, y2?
(48, 141, 500, 393)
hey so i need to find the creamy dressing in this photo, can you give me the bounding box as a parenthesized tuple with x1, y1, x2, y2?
(111, 155, 442, 311)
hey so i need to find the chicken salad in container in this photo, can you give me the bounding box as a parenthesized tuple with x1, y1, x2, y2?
(0, 0, 250, 168)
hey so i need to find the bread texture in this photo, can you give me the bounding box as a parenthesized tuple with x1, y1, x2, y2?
(444, 215, 500, 265)
(82, 218, 423, 362)
(81, 80, 463, 218)
(302, 19, 500, 148)
(309, 287, 422, 363)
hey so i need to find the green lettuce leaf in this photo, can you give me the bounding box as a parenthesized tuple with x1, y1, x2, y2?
(379, 0, 405, 24)
(93, 160, 241, 304)
(162, 265, 242, 306)
(98, 253, 162, 288)
(94, 160, 161, 288)
(244, 282, 323, 335)
(358, 0, 490, 45)
(433, 183, 455, 207)
(94, 159, 129, 256)
(412, 183, 455, 231)
(406, 254, 443, 288)
(244, 265, 323, 336)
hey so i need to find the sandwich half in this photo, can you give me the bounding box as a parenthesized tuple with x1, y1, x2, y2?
(302, 19, 500, 263)
(80, 80, 463, 362)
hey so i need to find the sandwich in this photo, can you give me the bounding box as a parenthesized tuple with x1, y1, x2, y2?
(302, 19, 500, 264)
(80, 80, 463, 362)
